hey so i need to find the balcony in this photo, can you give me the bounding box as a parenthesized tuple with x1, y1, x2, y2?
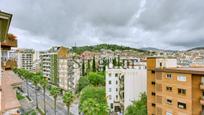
(200, 97, 204, 105)
(1, 58, 17, 70)
(1, 34, 17, 49)
(200, 83, 204, 90)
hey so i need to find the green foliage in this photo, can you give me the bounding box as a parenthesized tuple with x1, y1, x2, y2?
(71, 44, 147, 54)
(50, 86, 61, 99)
(77, 72, 105, 93)
(16, 92, 25, 100)
(63, 91, 74, 107)
(92, 56, 96, 72)
(82, 58, 85, 76)
(125, 92, 147, 115)
(77, 76, 90, 93)
(87, 72, 105, 86)
(81, 98, 109, 115)
(80, 86, 108, 115)
(25, 109, 37, 115)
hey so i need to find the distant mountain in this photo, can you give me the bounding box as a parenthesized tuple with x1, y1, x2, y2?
(71, 44, 148, 54)
(141, 47, 178, 52)
(141, 47, 161, 51)
(187, 47, 204, 51)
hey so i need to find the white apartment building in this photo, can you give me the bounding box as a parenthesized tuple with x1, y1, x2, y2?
(106, 61, 147, 113)
(59, 58, 81, 93)
(17, 49, 34, 71)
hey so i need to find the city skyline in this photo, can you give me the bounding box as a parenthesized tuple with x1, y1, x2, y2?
(1, 0, 204, 50)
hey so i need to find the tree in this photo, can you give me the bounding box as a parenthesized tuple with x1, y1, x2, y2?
(50, 86, 61, 115)
(32, 73, 41, 109)
(82, 58, 85, 76)
(80, 86, 107, 111)
(76, 76, 90, 93)
(117, 55, 120, 66)
(125, 92, 147, 115)
(21, 69, 31, 97)
(92, 56, 96, 72)
(81, 98, 109, 115)
(112, 57, 117, 67)
(81, 98, 99, 115)
(87, 72, 105, 86)
(40, 76, 48, 114)
(87, 59, 91, 73)
(63, 91, 74, 115)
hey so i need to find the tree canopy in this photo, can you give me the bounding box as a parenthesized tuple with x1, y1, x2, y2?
(125, 92, 147, 115)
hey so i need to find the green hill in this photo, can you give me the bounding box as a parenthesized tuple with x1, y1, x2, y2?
(71, 44, 148, 54)
(187, 47, 204, 51)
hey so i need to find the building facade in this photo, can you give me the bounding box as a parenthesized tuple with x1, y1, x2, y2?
(147, 57, 204, 115)
(106, 61, 147, 113)
(41, 46, 68, 85)
(17, 49, 34, 71)
(58, 57, 81, 93)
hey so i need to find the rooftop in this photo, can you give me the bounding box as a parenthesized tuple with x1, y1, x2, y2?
(156, 67, 204, 75)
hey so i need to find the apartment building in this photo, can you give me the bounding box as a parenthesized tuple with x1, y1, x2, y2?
(106, 60, 147, 113)
(41, 46, 68, 85)
(147, 57, 204, 115)
(17, 49, 34, 71)
(58, 57, 81, 93)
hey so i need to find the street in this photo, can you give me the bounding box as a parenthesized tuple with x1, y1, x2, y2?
(20, 79, 79, 115)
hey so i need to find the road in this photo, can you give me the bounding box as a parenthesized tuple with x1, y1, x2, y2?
(20, 79, 79, 115)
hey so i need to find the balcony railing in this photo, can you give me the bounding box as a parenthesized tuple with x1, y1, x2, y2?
(201, 83, 204, 90)
(200, 97, 204, 105)
(1, 34, 17, 48)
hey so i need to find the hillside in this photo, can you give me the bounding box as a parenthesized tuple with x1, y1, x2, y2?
(187, 47, 204, 51)
(71, 44, 148, 54)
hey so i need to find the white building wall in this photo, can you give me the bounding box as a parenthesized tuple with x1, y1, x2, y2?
(106, 64, 147, 112)
(124, 68, 147, 109)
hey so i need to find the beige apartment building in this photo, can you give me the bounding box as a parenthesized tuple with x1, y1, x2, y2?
(147, 57, 204, 115)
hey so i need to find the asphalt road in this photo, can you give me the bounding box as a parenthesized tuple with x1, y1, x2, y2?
(21, 80, 79, 115)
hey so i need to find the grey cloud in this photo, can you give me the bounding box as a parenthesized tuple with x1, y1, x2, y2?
(1, 0, 204, 50)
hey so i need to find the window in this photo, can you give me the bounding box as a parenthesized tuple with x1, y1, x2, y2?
(109, 88, 111, 92)
(115, 73, 118, 77)
(166, 99, 172, 105)
(116, 88, 118, 92)
(152, 103, 156, 107)
(109, 81, 112, 84)
(166, 86, 172, 92)
(177, 76, 186, 82)
(110, 103, 113, 109)
(109, 73, 111, 77)
(116, 81, 118, 84)
(178, 102, 186, 109)
(151, 81, 155, 85)
(166, 74, 172, 79)
(160, 62, 162, 67)
(152, 70, 155, 73)
(152, 92, 156, 96)
(116, 95, 118, 99)
(178, 88, 186, 95)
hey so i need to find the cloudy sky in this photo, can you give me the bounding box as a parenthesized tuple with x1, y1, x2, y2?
(1, 0, 204, 50)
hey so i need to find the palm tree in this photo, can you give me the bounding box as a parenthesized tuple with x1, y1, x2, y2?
(21, 69, 31, 97)
(50, 86, 60, 115)
(63, 91, 74, 115)
(40, 76, 48, 114)
(32, 73, 41, 109)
